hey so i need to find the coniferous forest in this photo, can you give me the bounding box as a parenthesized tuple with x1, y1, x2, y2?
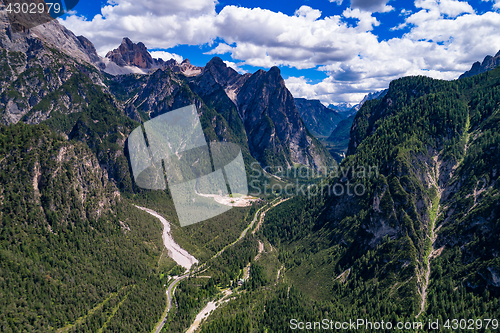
(1, 5, 500, 332)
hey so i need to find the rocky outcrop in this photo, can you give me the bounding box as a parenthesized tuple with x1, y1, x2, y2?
(77, 35, 105, 69)
(187, 57, 334, 170)
(460, 50, 500, 79)
(236, 66, 333, 170)
(0, 2, 105, 68)
(0, 4, 112, 125)
(103, 38, 203, 76)
(162, 58, 202, 76)
(105, 37, 154, 69)
(0, 125, 120, 224)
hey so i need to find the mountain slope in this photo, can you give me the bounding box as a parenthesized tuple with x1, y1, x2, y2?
(295, 98, 344, 137)
(460, 50, 500, 79)
(0, 3, 109, 125)
(263, 69, 500, 320)
(108, 56, 334, 172)
(235, 65, 333, 171)
(0, 124, 167, 332)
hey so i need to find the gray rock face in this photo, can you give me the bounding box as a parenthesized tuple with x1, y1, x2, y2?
(109, 56, 334, 171)
(0, 4, 104, 68)
(105, 37, 154, 69)
(295, 98, 344, 137)
(0, 6, 110, 125)
(76, 35, 105, 69)
(103, 38, 203, 76)
(161, 58, 202, 76)
(187, 57, 334, 170)
(234, 66, 332, 170)
(460, 50, 500, 79)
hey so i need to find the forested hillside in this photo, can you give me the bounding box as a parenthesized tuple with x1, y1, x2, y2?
(197, 65, 500, 332)
(1, 3, 500, 331)
(0, 124, 167, 332)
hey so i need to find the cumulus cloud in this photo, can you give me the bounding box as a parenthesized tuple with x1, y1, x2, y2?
(61, 0, 218, 55)
(150, 51, 183, 63)
(342, 8, 380, 31)
(59, 0, 500, 104)
(223, 60, 248, 74)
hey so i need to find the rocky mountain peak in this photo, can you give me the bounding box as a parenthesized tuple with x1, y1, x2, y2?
(203, 57, 240, 86)
(105, 37, 154, 69)
(235, 66, 333, 170)
(459, 49, 500, 79)
(76, 36, 105, 69)
(103, 38, 202, 76)
(0, 3, 104, 69)
(295, 98, 344, 138)
(162, 58, 202, 76)
(268, 66, 281, 76)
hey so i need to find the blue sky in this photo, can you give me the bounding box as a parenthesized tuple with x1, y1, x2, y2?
(60, 0, 500, 104)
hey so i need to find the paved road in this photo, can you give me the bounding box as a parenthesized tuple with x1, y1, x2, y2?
(154, 273, 189, 333)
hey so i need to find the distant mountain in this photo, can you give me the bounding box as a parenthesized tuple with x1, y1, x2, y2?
(112, 56, 334, 171)
(328, 90, 387, 117)
(322, 89, 388, 163)
(328, 102, 354, 113)
(235, 66, 333, 169)
(105, 37, 155, 69)
(103, 38, 202, 76)
(460, 50, 500, 79)
(355, 89, 388, 111)
(295, 98, 344, 137)
(162, 58, 202, 76)
(327, 114, 354, 143)
(323, 113, 355, 162)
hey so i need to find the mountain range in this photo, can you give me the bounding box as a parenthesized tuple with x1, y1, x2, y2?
(460, 50, 500, 79)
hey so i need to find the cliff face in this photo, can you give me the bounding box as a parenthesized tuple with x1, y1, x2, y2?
(295, 98, 344, 137)
(235, 66, 333, 170)
(0, 4, 110, 125)
(108, 57, 334, 171)
(105, 37, 155, 69)
(0, 124, 119, 228)
(460, 50, 500, 79)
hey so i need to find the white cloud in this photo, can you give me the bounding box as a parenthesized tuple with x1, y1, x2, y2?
(149, 51, 183, 63)
(59, 0, 500, 105)
(295, 6, 322, 20)
(223, 60, 248, 74)
(60, 0, 218, 55)
(342, 8, 380, 31)
(438, 0, 475, 17)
